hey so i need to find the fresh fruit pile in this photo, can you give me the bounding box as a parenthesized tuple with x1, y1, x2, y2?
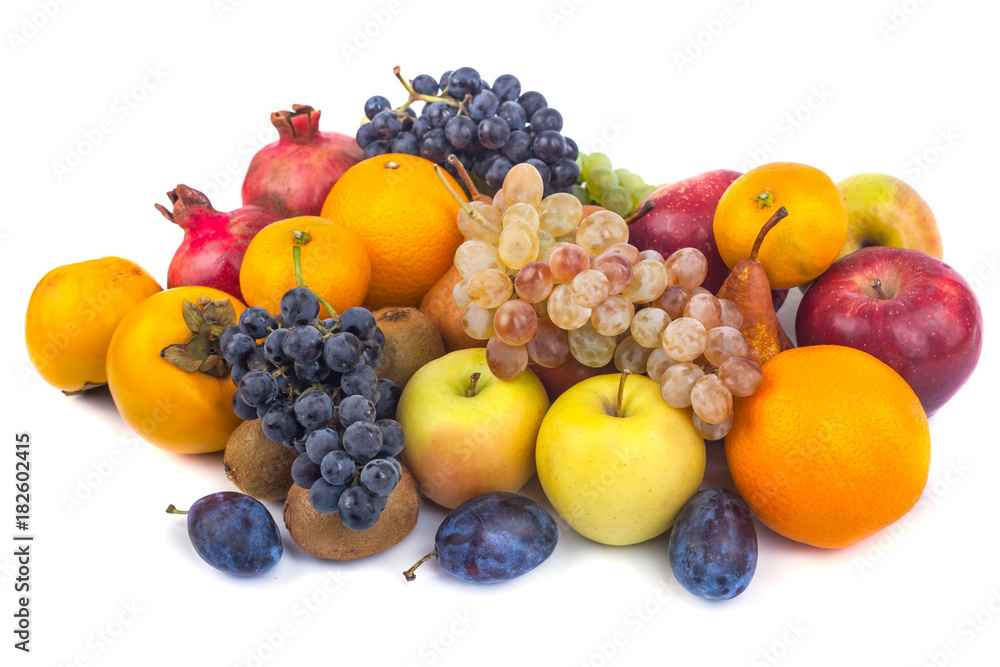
(444, 159, 765, 439)
(358, 66, 582, 196)
(221, 284, 406, 530)
(574, 151, 659, 218)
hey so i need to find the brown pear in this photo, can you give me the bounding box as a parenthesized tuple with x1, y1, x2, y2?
(716, 206, 794, 366)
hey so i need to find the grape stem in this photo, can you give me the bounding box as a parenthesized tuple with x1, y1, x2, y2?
(165, 504, 188, 515)
(403, 550, 438, 581)
(624, 200, 655, 225)
(616, 369, 631, 418)
(749, 207, 788, 262)
(291, 230, 339, 319)
(434, 164, 491, 230)
(447, 154, 482, 201)
(393, 66, 461, 108)
(466, 372, 481, 398)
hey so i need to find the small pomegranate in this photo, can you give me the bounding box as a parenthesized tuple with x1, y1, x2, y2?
(156, 185, 282, 302)
(241, 104, 363, 218)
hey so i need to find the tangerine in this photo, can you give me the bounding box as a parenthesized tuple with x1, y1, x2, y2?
(320, 154, 465, 310)
(714, 162, 848, 289)
(725, 345, 930, 549)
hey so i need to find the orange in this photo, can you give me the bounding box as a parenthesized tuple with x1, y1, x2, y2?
(725, 345, 930, 549)
(240, 216, 370, 319)
(320, 154, 466, 310)
(714, 162, 848, 289)
(25, 257, 162, 393)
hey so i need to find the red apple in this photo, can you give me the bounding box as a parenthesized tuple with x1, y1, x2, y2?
(629, 170, 788, 309)
(529, 357, 616, 402)
(795, 247, 983, 416)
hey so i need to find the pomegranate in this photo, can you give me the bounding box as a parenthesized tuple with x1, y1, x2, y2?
(156, 185, 282, 302)
(241, 104, 363, 218)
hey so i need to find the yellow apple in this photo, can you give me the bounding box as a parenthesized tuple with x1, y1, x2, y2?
(397, 348, 549, 509)
(536, 372, 705, 546)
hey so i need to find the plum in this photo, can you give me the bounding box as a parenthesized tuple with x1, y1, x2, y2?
(668, 488, 757, 600)
(404, 492, 558, 584)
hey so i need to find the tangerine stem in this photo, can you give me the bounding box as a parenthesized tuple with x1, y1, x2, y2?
(749, 207, 788, 263)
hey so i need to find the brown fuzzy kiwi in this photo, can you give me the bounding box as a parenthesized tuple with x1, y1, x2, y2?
(373, 307, 446, 388)
(283, 464, 420, 561)
(224, 420, 299, 501)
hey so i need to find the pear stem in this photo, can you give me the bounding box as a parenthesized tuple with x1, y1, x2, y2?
(625, 200, 655, 225)
(292, 231, 339, 319)
(447, 154, 481, 200)
(403, 550, 438, 581)
(165, 504, 188, 515)
(466, 372, 481, 398)
(869, 277, 887, 299)
(749, 206, 789, 262)
(616, 369, 631, 418)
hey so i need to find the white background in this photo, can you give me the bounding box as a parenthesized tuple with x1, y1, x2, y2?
(3, 0, 999, 665)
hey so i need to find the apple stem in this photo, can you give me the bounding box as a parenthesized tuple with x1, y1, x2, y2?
(616, 369, 631, 418)
(466, 372, 481, 398)
(165, 504, 188, 515)
(625, 200, 655, 225)
(447, 154, 482, 201)
(749, 206, 789, 262)
(869, 277, 887, 299)
(403, 550, 438, 581)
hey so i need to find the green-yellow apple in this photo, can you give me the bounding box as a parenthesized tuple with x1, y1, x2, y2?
(397, 348, 549, 509)
(836, 173, 943, 261)
(536, 372, 705, 546)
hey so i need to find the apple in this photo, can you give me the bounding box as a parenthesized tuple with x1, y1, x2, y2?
(629, 169, 788, 308)
(529, 357, 616, 402)
(796, 246, 983, 416)
(397, 348, 549, 509)
(535, 372, 705, 546)
(836, 173, 944, 261)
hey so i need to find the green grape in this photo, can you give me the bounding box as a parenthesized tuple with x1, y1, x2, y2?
(572, 184, 591, 206)
(581, 152, 613, 181)
(633, 183, 659, 210)
(601, 185, 632, 217)
(614, 168, 646, 194)
(575, 151, 587, 179)
(586, 166, 618, 201)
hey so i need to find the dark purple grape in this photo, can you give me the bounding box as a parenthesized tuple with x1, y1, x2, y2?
(496, 101, 527, 131)
(448, 67, 481, 99)
(411, 116, 432, 139)
(525, 158, 551, 185)
(239, 307, 274, 339)
(364, 95, 391, 120)
(391, 132, 419, 156)
(530, 107, 563, 134)
(439, 70, 453, 92)
(477, 116, 510, 150)
(309, 479, 348, 514)
(426, 102, 457, 129)
(232, 391, 258, 421)
(404, 492, 558, 583)
(412, 74, 438, 95)
(400, 107, 416, 132)
(668, 489, 758, 600)
(492, 74, 521, 103)
(550, 157, 582, 189)
(263, 328, 290, 365)
(338, 486, 382, 531)
(532, 131, 566, 163)
(370, 109, 401, 141)
(223, 333, 255, 365)
(517, 91, 547, 120)
(374, 379, 401, 419)
(355, 124, 374, 149)
(338, 394, 376, 427)
(363, 140, 390, 159)
(361, 339, 383, 370)
(304, 428, 341, 465)
(280, 288, 319, 327)
(246, 346, 270, 372)
(291, 452, 323, 488)
(444, 115, 476, 149)
(360, 459, 401, 496)
(419, 128, 450, 163)
(294, 390, 334, 430)
(469, 90, 499, 122)
(375, 419, 405, 457)
(562, 136, 579, 161)
(485, 156, 514, 190)
(339, 307, 378, 339)
(282, 325, 323, 362)
(323, 332, 363, 372)
(261, 402, 297, 443)
(238, 370, 278, 407)
(230, 362, 250, 386)
(502, 130, 533, 163)
(342, 421, 382, 461)
(472, 150, 500, 180)
(293, 359, 331, 384)
(172, 492, 282, 576)
(320, 450, 356, 486)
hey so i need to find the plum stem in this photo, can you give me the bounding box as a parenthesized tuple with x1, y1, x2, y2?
(447, 154, 481, 201)
(165, 504, 188, 515)
(466, 372, 481, 398)
(624, 200, 655, 225)
(749, 207, 788, 262)
(869, 277, 887, 299)
(403, 550, 438, 581)
(617, 369, 631, 418)
(291, 230, 339, 319)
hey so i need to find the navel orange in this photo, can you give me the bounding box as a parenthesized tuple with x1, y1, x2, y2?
(320, 154, 466, 310)
(725, 345, 930, 549)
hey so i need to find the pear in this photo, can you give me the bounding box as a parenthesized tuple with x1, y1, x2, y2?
(716, 207, 794, 366)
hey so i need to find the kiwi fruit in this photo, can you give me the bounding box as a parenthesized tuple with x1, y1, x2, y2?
(374, 307, 446, 388)
(283, 464, 420, 561)
(224, 419, 299, 501)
